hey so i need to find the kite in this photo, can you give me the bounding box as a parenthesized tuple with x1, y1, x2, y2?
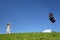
(49, 12, 56, 23)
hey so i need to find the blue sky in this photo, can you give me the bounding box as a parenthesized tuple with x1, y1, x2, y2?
(0, 0, 60, 34)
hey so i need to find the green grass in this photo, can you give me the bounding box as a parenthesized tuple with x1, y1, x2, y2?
(0, 32, 60, 40)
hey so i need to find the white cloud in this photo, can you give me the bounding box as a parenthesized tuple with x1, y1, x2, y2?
(42, 29, 52, 33)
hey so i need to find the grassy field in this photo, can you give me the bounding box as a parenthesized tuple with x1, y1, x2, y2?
(0, 32, 60, 40)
